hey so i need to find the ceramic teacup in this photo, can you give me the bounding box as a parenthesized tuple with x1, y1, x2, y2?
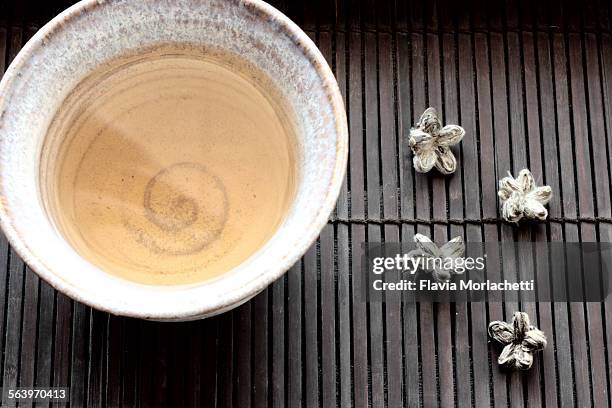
(0, 0, 347, 320)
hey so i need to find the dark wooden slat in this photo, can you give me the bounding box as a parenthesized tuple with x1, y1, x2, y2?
(335, 223, 352, 407)
(566, 32, 597, 408)
(105, 316, 122, 408)
(135, 326, 161, 408)
(1, 249, 24, 407)
(455, 30, 477, 408)
(283, 0, 302, 26)
(349, 29, 365, 220)
(505, 0, 520, 31)
(599, 31, 612, 408)
(531, 0, 551, 31)
(17, 267, 38, 399)
(350, 225, 368, 408)
(361, 0, 378, 32)
(301, 0, 317, 31)
(378, 31, 403, 408)
(119, 318, 139, 407)
(366, 223, 384, 408)
(87, 310, 108, 408)
(383, 224, 403, 408)
(271, 277, 286, 408)
(550, 31, 579, 408)
(547, 0, 565, 33)
(376, 0, 392, 32)
(0, 25, 6, 79)
(319, 224, 336, 407)
(0, 2, 8, 27)
(52, 294, 72, 392)
(347, 0, 360, 31)
(149, 323, 169, 407)
(304, 241, 320, 408)
(400, 224, 421, 408)
(234, 303, 252, 408)
(199, 318, 217, 407)
(334, 0, 347, 31)
(396, 31, 415, 223)
(394, 0, 408, 32)
(563, 0, 582, 32)
(486, 30, 514, 408)
(365, 31, 382, 221)
(581, 0, 599, 30)
(35, 282, 54, 392)
(470, 0, 488, 31)
(183, 319, 202, 407)
(583, 35, 611, 216)
(328, 29, 349, 220)
(520, 0, 536, 31)
(316, 0, 335, 31)
(407, 0, 425, 32)
(437, 0, 456, 32)
(582, 234, 609, 407)
(521, 30, 557, 408)
(423, 0, 438, 32)
(70, 303, 88, 407)
(598, 0, 611, 30)
(364, 31, 384, 408)
(533, 30, 562, 408)
(486, 0, 503, 31)
(168, 323, 186, 407)
(472, 31, 496, 408)
(252, 289, 269, 408)
(379, 32, 399, 221)
(568, 33, 595, 218)
(6, 25, 21, 66)
(506, 28, 534, 408)
(411, 29, 438, 408)
(287, 261, 302, 408)
(217, 312, 234, 408)
(432, 31, 455, 408)
(395, 32, 421, 408)
(581, 32, 611, 407)
(514, 30, 546, 405)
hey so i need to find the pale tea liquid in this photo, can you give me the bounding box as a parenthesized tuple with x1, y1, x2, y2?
(42, 50, 297, 285)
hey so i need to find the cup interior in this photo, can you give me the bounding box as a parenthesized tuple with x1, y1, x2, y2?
(39, 45, 301, 286)
(0, 0, 347, 320)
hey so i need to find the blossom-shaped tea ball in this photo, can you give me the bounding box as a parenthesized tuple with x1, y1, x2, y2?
(488, 312, 547, 370)
(409, 107, 465, 175)
(409, 234, 465, 282)
(498, 169, 552, 223)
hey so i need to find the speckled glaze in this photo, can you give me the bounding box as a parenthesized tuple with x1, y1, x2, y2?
(0, 0, 347, 320)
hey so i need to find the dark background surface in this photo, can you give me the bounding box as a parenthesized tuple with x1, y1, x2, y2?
(1, 0, 612, 406)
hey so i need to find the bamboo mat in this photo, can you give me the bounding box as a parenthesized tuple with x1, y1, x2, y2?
(0, 0, 611, 406)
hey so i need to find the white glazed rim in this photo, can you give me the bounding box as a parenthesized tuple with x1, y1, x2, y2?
(0, 0, 348, 320)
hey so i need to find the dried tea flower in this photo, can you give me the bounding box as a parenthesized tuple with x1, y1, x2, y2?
(409, 107, 465, 175)
(498, 169, 552, 223)
(409, 234, 465, 282)
(488, 312, 547, 370)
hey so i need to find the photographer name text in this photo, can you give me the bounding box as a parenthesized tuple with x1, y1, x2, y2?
(372, 279, 535, 291)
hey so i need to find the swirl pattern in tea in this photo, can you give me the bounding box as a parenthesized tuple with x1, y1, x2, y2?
(43, 49, 296, 285)
(124, 162, 228, 256)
